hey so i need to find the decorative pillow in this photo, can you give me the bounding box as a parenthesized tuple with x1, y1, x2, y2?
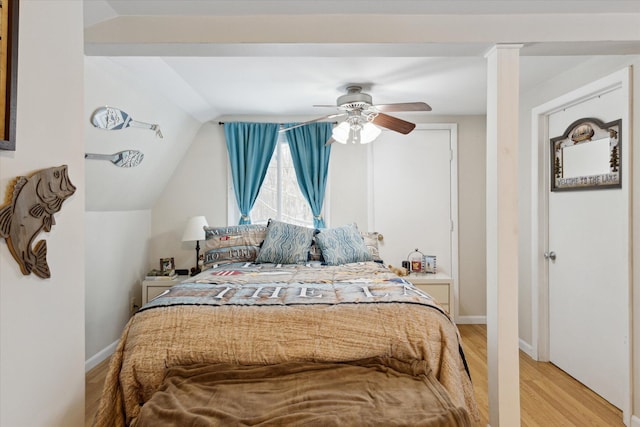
(315, 223, 373, 265)
(310, 229, 383, 263)
(202, 224, 268, 267)
(255, 220, 315, 264)
(360, 231, 383, 262)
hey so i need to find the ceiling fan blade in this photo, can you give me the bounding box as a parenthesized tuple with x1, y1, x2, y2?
(279, 113, 346, 132)
(371, 113, 416, 134)
(324, 137, 336, 146)
(374, 102, 432, 112)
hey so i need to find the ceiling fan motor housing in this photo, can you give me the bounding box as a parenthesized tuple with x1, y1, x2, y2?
(337, 86, 373, 110)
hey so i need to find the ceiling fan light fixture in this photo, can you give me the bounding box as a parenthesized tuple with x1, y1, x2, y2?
(332, 119, 382, 145)
(331, 121, 350, 144)
(360, 122, 382, 144)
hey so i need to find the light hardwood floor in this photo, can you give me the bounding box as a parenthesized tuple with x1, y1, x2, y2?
(85, 357, 111, 427)
(85, 324, 623, 426)
(458, 324, 623, 426)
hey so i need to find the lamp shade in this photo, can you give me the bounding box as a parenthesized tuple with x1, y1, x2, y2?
(182, 216, 209, 242)
(331, 121, 350, 144)
(332, 120, 381, 145)
(360, 122, 382, 144)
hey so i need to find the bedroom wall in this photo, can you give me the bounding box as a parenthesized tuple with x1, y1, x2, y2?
(0, 2, 86, 426)
(151, 114, 488, 319)
(83, 54, 201, 367)
(85, 210, 151, 367)
(84, 56, 202, 211)
(417, 115, 487, 320)
(151, 121, 229, 272)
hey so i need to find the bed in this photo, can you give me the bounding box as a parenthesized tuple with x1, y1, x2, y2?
(93, 221, 479, 426)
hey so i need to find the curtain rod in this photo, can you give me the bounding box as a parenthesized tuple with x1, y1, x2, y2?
(217, 121, 337, 126)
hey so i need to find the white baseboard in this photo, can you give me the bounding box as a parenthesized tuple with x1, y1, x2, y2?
(631, 414, 640, 427)
(85, 340, 118, 373)
(519, 338, 535, 359)
(456, 315, 486, 324)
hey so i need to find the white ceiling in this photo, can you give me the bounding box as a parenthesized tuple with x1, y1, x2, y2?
(84, 0, 640, 123)
(104, 55, 605, 121)
(81, 0, 640, 212)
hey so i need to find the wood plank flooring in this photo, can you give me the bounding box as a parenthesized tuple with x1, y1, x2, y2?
(85, 324, 624, 426)
(458, 324, 623, 426)
(85, 357, 111, 427)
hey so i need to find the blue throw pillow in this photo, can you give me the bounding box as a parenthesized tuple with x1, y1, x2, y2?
(255, 220, 315, 264)
(315, 223, 373, 265)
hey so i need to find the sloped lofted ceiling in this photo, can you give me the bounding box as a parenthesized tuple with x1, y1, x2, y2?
(82, 0, 640, 211)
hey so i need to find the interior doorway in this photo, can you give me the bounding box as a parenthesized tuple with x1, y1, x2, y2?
(531, 68, 631, 422)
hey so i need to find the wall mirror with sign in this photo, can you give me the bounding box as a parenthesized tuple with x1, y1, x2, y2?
(550, 117, 621, 192)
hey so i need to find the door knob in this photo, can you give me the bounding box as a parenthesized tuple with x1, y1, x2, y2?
(544, 251, 556, 261)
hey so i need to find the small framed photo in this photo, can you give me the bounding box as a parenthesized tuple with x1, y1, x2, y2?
(160, 257, 175, 272)
(423, 255, 437, 274)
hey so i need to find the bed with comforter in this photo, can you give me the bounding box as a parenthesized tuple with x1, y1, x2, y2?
(93, 222, 479, 426)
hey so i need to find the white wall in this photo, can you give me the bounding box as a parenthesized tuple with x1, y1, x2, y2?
(83, 52, 202, 366)
(0, 2, 85, 426)
(84, 56, 202, 211)
(151, 122, 229, 272)
(328, 141, 370, 227)
(85, 210, 150, 364)
(151, 114, 488, 318)
(451, 115, 487, 320)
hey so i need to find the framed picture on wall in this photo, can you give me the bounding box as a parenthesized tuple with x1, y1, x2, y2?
(0, 0, 18, 151)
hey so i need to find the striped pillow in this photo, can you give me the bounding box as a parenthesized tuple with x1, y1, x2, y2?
(202, 224, 268, 267)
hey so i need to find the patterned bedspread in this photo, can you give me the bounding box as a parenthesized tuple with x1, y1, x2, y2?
(93, 262, 479, 426)
(142, 262, 449, 311)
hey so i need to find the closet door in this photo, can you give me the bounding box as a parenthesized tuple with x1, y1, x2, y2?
(371, 127, 453, 277)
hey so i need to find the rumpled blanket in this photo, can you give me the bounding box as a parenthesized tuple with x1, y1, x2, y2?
(134, 357, 471, 427)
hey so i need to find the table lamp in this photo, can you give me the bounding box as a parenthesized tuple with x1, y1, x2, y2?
(182, 215, 209, 275)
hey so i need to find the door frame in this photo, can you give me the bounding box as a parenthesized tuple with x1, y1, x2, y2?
(367, 123, 459, 320)
(530, 67, 631, 422)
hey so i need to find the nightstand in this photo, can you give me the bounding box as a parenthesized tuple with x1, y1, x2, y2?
(407, 273, 452, 315)
(141, 276, 188, 305)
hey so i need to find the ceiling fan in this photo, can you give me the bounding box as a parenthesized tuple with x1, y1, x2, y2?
(281, 85, 431, 145)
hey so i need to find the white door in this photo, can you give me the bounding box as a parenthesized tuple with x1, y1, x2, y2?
(371, 127, 454, 277)
(547, 89, 628, 409)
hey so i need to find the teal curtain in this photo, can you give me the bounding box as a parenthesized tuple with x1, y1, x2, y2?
(224, 122, 279, 224)
(285, 122, 333, 228)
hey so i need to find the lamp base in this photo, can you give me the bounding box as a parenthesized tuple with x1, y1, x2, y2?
(191, 240, 202, 276)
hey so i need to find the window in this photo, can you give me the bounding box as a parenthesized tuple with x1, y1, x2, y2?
(250, 135, 315, 227)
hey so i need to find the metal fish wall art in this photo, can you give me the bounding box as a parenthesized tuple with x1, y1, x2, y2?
(0, 165, 76, 278)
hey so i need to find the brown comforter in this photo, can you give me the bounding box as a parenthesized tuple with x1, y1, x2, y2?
(136, 357, 471, 427)
(93, 262, 479, 426)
